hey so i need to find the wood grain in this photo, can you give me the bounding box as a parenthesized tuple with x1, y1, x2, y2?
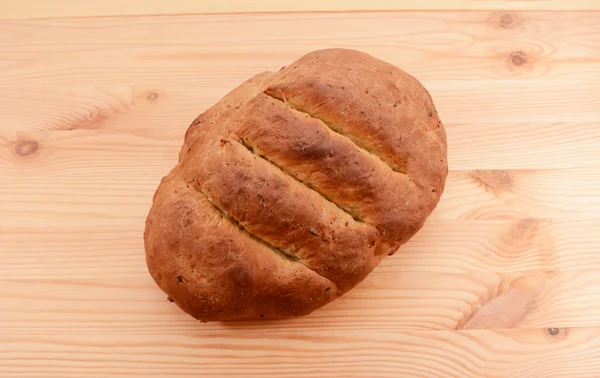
(2, 12, 600, 85)
(3, 219, 600, 279)
(3, 270, 600, 332)
(2, 8, 600, 378)
(3, 129, 600, 227)
(2, 327, 600, 378)
(2, 0, 600, 20)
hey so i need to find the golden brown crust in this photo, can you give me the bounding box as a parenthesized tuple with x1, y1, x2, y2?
(233, 92, 432, 249)
(265, 48, 447, 193)
(144, 48, 448, 321)
(180, 138, 381, 293)
(144, 169, 339, 321)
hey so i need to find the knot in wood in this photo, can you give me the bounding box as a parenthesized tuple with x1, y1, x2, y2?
(510, 51, 527, 67)
(14, 139, 39, 157)
(147, 91, 159, 101)
(500, 13, 516, 28)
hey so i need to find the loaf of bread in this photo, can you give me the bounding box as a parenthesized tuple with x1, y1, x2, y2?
(144, 48, 448, 322)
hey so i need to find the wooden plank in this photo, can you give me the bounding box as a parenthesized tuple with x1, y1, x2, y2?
(2, 12, 599, 88)
(2, 327, 600, 377)
(3, 220, 600, 279)
(1, 0, 599, 20)
(3, 127, 600, 227)
(2, 270, 600, 332)
(3, 84, 600, 168)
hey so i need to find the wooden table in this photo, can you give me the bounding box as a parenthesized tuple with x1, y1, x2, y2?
(2, 1, 600, 377)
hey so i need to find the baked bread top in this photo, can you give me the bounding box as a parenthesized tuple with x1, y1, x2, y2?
(144, 48, 448, 322)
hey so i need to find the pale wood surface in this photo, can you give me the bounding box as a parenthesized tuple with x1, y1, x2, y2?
(2, 7, 600, 378)
(2, 0, 600, 19)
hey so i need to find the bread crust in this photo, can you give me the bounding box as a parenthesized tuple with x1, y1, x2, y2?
(144, 48, 448, 321)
